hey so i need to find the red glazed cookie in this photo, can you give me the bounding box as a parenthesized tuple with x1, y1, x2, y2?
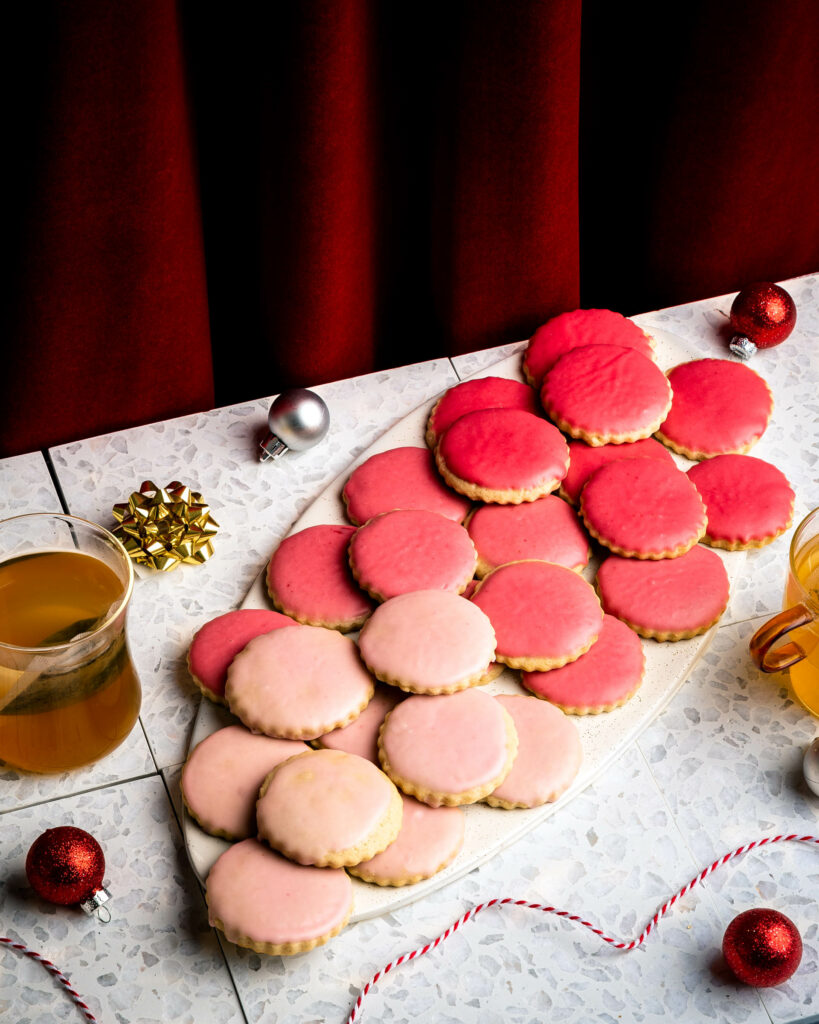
(579, 459, 707, 559)
(540, 345, 672, 446)
(425, 376, 539, 449)
(687, 454, 794, 549)
(560, 438, 676, 505)
(596, 546, 730, 641)
(656, 359, 773, 459)
(435, 408, 570, 504)
(523, 309, 656, 388)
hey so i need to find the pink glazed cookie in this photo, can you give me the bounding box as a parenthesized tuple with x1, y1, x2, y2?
(656, 359, 773, 459)
(470, 560, 603, 671)
(225, 624, 374, 740)
(579, 459, 707, 559)
(523, 308, 656, 388)
(358, 590, 497, 694)
(378, 689, 519, 807)
(465, 494, 590, 576)
(342, 446, 471, 526)
(425, 376, 540, 448)
(596, 545, 730, 640)
(266, 523, 376, 631)
(485, 695, 583, 809)
(435, 407, 570, 504)
(315, 682, 406, 764)
(687, 454, 795, 550)
(256, 748, 403, 868)
(522, 614, 645, 714)
(206, 839, 353, 955)
(187, 608, 294, 705)
(540, 345, 672, 446)
(348, 508, 477, 601)
(181, 725, 310, 840)
(560, 437, 676, 505)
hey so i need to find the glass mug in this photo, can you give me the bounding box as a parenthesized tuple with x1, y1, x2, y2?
(750, 507, 819, 717)
(0, 513, 141, 772)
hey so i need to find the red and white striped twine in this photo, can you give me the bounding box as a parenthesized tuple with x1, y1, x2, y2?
(346, 833, 819, 1024)
(0, 936, 97, 1023)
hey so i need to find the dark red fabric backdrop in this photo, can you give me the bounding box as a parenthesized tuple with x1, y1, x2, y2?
(2, 0, 818, 457)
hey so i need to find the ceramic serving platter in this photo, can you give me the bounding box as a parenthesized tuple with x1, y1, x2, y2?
(182, 328, 744, 923)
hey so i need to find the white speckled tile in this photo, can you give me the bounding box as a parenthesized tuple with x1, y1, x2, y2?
(0, 774, 244, 1024)
(0, 452, 62, 517)
(50, 359, 459, 769)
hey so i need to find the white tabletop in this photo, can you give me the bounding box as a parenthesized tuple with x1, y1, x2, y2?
(1, 276, 818, 1024)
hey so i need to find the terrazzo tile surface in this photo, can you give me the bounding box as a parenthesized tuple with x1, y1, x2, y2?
(0, 452, 62, 517)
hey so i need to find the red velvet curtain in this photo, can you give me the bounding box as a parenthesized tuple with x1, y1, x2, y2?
(2, 1, 817, 458)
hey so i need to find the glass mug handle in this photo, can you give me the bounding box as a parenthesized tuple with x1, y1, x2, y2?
(749, 603, 814, 672)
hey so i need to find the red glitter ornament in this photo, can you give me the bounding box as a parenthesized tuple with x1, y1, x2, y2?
(723, 908, 802, 987)
(25, 826, 111, 918)
(728, 282, 797, 359)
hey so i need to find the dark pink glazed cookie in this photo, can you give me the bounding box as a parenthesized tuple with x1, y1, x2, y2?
(425, 376, 539, 448)
(560, 437, 676, 505)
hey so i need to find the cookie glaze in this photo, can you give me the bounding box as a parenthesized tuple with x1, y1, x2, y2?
(348, 508, 477, 600)
(657, 359, 773, 458)
(266, 523, 376, 630)
(426, 376, 539, 448)
(561, 437, 676, 505)
(540, 345, 672, 445)
(579, 459, 707, 558)
(523, 308, 655, 388)
(343, 446, 471, 525)
(316, 683, 406, 763)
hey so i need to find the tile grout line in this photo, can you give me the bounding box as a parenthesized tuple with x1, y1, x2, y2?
(42, 449, 71, 514)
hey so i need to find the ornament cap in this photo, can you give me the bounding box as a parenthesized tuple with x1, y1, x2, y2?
(729, 334, 757, 360)
(259, 434, 289, 461)
(80, 885, 112, 923)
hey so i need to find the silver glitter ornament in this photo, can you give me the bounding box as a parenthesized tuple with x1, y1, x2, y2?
(259, 388, 330, 462)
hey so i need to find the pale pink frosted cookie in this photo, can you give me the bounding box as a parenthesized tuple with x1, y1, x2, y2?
(596, 545, 730, 641)
(266, 523, 376, 631)
(349, 794, 465, 886)
(256, 748, 403, 867)
(348, 509, 477, 601)
(523, 308, 656, 388)
(206, 839, 353, 955)
(435, 408, 570, 504)
(656, 359, 773, 459)
(181, 726, 310, 840)
(687, 454, 795, 550)
(470, 560, 602, 671)
(187, 608, 294, 705)
(315, 683, 406, 764)
(540, 345, 672, 446)
(465, 495, 590, 576)
(560, 437, 676, 505)
(225, 624, 374, 740)
(485, 695, 583, 809)
(358, 590, 496, 694)
(378, 689, 518, 806)
(522, 614, 645, 714)
(425, 376, 540, 448)
(343, 446, 471, 526)
(579, 459, 707, 559)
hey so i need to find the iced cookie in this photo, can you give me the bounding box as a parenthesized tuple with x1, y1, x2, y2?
(470, 560, 602, 671)
(187, 608, 294, 705)
(256, 748, 403, 868)
(349, 794, 465, 887)
(656, 359, 773, 459)
(225, 624, 374, 740)
(687, 454, 795, 550)
(266, 523, 376, 631)
(522, 614, 645, 714)
(485, 695, 582, 809)
(465, 494, 590, 576)
(358, 590, 496, 694)
(181, 726, 310, 840)
(206, 838, 353, 955)
(348, 509, 477, 601)
(378, 689, 518, 807)
(523, 308, 656, 388)
(579, 459, 707, 559)
(425, 376, 539, 449)
(596, 545, 730, 640)
(435, 407, 570, 504)
(315, 683, 406, 764)
(343, 446, 471, 526)
(560, 437, 676, 505)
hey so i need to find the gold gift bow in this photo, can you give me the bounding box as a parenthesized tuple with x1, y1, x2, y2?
(112, 481, 219, 571)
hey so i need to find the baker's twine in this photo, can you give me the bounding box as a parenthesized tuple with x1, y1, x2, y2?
(346, 832, 819, 1023)
(0, 936, 97, 1022)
